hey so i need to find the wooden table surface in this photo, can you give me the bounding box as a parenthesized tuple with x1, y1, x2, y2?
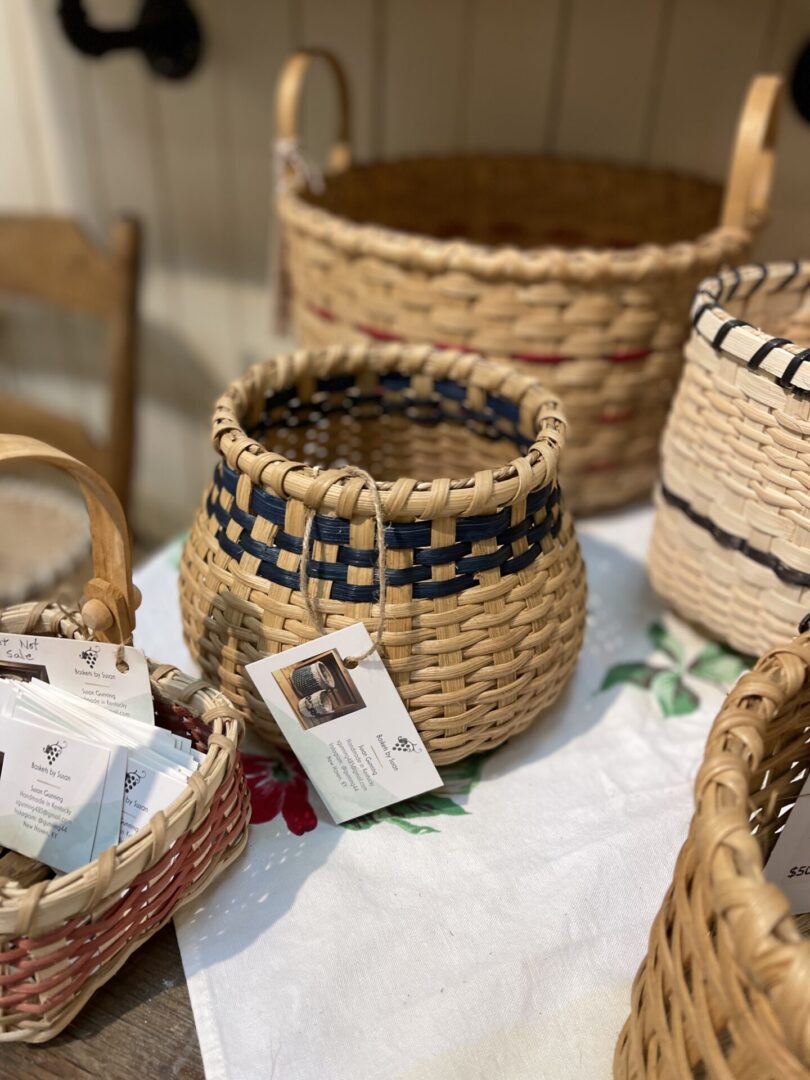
(3, 925, 203, 1079)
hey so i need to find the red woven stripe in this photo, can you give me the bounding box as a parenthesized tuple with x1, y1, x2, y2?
(355, 322, 402, 342)
(510, 350, 568, 365)
(598, 410, 634, 424)
(307, 304, 652, 366)
(512, 348, 652, 364)
(585, 460, 621, 473)
(608, 348, 653, 362)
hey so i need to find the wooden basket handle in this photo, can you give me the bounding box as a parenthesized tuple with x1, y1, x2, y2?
(0, 434, 139, 643)
(721, 74, 783, 231)
(275, 48, 352, 179)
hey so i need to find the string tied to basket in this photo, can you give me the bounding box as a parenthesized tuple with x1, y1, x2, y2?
(299, 465, 387, 668)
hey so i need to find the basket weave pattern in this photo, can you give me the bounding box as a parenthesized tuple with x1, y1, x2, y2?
(0, 602, 250, 1043)
(276, 55, 781, 514)
(179, 343, 586, 764)
(649, 261, 810, 655)
(281, 164, 749, 516)
(616, 636, 810, 1078)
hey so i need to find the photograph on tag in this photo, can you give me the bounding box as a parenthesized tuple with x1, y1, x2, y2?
(0, 659, 50, 683)
(272, 649, 365, 730)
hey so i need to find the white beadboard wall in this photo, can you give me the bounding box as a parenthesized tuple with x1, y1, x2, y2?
(0, 0, 808, 540)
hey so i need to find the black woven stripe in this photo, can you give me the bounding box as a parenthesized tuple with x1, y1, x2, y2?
(747, 336, 791, 369)
(725, 266, 742, 301)
(779, 348, 810, 388)
(691, 299, 719, 327)
(746, 263, 768, 298)
(774, 260, 801, 292)
(712, 318, 748, 350)
(660, 484, 810, 588)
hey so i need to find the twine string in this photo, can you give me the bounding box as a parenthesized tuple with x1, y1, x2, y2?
(300, 465, 387, 667)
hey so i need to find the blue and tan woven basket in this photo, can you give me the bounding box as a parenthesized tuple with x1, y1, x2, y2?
(179, 344, 587, 764)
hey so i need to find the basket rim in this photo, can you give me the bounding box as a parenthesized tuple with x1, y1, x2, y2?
(278, 153, 753, 283)
(690, 260, 810, 395)
(692, 637, 810, 1039)
(0, 601, 245, 938)
(211, 344, 566, 519)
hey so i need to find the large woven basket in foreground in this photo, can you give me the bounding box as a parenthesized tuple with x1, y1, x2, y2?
(616, 635, 810, 1078)
(650, 260, 810, 656)
(180, 343, 587, 764)
(0, 436, 250, 1043)
(275, 50, 782, 514)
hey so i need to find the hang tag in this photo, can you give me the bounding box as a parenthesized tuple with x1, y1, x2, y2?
(0, 633, 153, 724)
(763, 777, 810, 913)
(247, 624, 441, 824)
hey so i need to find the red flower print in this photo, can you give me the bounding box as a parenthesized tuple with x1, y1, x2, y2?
(241, 751, 318, 835)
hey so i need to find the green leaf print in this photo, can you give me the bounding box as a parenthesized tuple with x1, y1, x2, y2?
(600, 662, 657, 692)
(598, 620, 755, 720)
(341, 752, 494, 834)
(688, 641, 752, 686)
(650, 670, 699, 717)
(434, 750, 495, 796)
(648, 622, 684, 664)
(386, 818, 441, 835)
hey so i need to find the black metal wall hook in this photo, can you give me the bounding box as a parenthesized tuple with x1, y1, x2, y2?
(57, 0, 203, 80)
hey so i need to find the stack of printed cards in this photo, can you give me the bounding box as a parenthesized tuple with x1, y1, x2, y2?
(0, 633, 203, 874)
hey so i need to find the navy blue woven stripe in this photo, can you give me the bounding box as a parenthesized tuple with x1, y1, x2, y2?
(251, 399, 532, 452)
(207, 478, 562, 600)
(250, 374, 532, 452)
(208, 486, 560, 584)
(212, 465, 552, 547)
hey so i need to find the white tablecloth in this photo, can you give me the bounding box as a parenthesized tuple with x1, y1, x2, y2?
(134, 507, 747, 1080)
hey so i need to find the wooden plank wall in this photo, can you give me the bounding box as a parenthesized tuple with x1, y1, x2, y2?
(0, 0, 807, 539)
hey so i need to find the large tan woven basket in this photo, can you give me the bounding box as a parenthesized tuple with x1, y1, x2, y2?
(649, 260, 810, 657)
(0, 436, 250, 1043)
(615, 634, 810, 1078)
(179, 343, 587, 764)
(275, 50, 782, 515)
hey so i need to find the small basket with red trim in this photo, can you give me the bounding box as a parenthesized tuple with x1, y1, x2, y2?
(0, 436, 250, 1043)
(275, 51, 782, 514)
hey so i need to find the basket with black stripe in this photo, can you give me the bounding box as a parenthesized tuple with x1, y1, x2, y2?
(276, 51, 782, 515)
(649, 260, 810, 655)
(179, 343, 586, 763)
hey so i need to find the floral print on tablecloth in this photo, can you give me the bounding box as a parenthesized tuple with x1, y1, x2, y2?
(599, 621, 753, 718)
(242, 747, 494, 836)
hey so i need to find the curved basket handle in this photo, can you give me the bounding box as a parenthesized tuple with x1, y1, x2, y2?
(0, 434, 139, 643)
(275, 48, 352, 181)
(721, 74, 783, 231)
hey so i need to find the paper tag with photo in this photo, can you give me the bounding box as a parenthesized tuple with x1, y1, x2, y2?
(0, 633, 153, 725)
(247, 624, 442, 824)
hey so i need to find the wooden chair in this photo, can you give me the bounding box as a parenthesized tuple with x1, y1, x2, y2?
(0, 215, 140, 512)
